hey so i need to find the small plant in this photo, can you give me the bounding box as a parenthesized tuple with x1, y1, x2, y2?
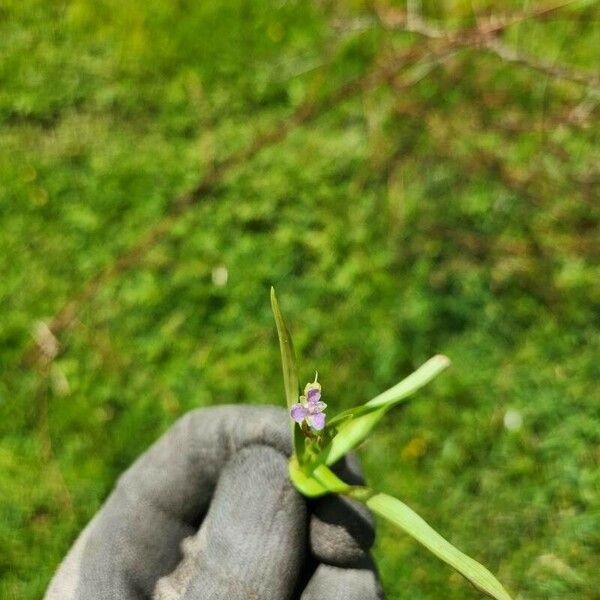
(271, 288, 512, 600)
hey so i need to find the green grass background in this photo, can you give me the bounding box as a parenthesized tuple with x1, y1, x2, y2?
(1, 0, 599, 598)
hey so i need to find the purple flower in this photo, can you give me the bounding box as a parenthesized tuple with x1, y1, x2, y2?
(290, 379, 327, 431)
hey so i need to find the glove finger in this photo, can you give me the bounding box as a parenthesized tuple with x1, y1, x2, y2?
(154, 444, 306, 600)
(309, 453, 375, 566)
(46, 406, 290, 600)
(300, 557, 384, 600)
(115, 405, 291, 525)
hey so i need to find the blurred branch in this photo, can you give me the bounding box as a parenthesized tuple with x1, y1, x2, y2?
(376, 0, 584, 34)
(19, 2, 596, 368)
(19, 40, 438, 368)
(481, 38, 600, 89)
(374, 1, 600, 91)
(32, 326, 75, 519)
(336, 1, 583, 34)
(385, 81, 597, 205)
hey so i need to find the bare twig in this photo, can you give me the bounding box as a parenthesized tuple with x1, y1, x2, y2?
(482, 38, 600, 89)
(376, 0, 600, 90)
(376, 0, 584, 37)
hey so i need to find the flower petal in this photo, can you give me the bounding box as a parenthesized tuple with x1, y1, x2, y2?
(308, 412, 326, 431)
(290, 403, 308, 423)
(307, 400, 327, 414)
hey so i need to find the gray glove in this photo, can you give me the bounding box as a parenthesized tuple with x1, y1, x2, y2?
(45, 405, 384, 600)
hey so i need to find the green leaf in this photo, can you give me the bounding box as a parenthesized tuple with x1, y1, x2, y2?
(318, 355, 451, 466)
(271, 287, 304, 459)
(312, 464, 352, 494)
(289, 457, 354, 497)
(320, 406, 387, 467)
(270, 287, 299, 411)
(290, 460, 513, 600)
(364, 354, 450, 409)
(364, 492, 513, 600)
(288, 456, 329, 497)
(328, 354, 450, 427)
(293, 424, 306, 463)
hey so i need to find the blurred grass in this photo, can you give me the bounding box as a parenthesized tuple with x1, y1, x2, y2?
(1, 0, 599, 598)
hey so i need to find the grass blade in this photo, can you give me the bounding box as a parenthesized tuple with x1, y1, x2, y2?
(318, 356, 451, 466)
(288, 456, 329, 497)
(270, 287, 299, 412)
(271, 287, 303, 457)
(321, 407, 387, 466)
(327, 355, 450, 428)
(365, 354, 451, 409)
(365, 492, 513, 600)
(289, 459, 353, 497)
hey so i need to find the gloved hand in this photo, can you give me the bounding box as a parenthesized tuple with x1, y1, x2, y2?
(45, 405, 384, 600)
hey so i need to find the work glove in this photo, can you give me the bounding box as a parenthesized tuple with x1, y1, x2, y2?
(44, 405, 384, 599)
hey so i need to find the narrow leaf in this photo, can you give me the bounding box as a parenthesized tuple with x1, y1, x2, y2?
(312, 464, 352, 494)
(288, 456, 329, 497)
(328, 354, 450, 427)
(317, 355, 451, 466)
(320, 407, 387, 467)
(365, 492, 513, 600)
(364, 354, 450, 409)
(270, 287, 299, 411)
(271, 287, 305, 459)
(294, 424, 306, 463)
(289, 458, 354, 497)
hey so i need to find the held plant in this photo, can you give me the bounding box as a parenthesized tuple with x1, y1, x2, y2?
(271, 288, 513, 600)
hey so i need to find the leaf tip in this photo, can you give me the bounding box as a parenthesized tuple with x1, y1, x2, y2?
(270, 287, 281, 317)
(434, 354, 451, 368)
